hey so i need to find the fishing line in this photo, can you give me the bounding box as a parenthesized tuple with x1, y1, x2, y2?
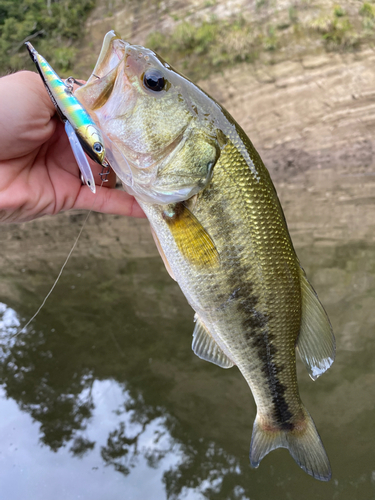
(13, 181, 105, 338)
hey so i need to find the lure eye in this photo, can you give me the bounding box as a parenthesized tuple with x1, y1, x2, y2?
(93, 142, 103, 154)
(143, 69, 165, 92)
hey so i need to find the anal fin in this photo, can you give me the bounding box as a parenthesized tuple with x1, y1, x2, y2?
(192, 315, 234, 369)
(296, 268, 335, 380)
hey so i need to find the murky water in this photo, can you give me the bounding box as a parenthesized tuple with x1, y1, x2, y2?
(1, 165, 375, 500)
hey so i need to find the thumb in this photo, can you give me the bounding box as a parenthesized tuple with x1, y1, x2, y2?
(72, 184, 145, 218)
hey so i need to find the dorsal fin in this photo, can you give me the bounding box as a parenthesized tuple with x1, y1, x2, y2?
(192, 315, 235, 369)
(296, 268, 335, 380)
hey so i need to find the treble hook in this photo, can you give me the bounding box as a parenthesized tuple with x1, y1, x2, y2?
(99, 160, 112, 183)
(65, 76, 84, 92)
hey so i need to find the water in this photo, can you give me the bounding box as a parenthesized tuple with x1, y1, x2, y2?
(1, 165, 375, 499)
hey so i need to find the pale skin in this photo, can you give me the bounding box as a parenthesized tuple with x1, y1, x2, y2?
(0, 71, 144, 223)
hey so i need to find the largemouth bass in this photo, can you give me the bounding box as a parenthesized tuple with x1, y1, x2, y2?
(76, 31, 335, 481)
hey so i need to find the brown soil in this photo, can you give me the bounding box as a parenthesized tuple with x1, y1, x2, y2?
(210, 51, 375, 181)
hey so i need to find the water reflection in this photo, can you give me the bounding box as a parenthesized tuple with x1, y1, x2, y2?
(0, 293, 253, 499)
(1, 167, 375, 498)
(0, 291, 248, 496)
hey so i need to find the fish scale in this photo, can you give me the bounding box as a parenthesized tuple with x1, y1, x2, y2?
(193, 139, 302, 422)
(141, 137, 304, 429)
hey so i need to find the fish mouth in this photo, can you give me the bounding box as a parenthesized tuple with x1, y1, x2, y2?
(88, 32, 129, 82)
(88, 34, 159, 89)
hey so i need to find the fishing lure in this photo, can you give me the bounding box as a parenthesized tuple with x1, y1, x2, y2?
(25, 42, 108, 193)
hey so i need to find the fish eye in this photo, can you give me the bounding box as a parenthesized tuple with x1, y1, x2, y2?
(143, 69, 165, 92)
(93, 142, 103, 154)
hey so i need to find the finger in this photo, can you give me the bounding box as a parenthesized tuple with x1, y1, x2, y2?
(72, 184, 145, 218)
(0, 71, 57, 160)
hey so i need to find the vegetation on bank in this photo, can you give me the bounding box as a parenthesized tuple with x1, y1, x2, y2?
(0, 0, 95, 76)
(147, 2, 375, 81)
(1, 0, 375, 80)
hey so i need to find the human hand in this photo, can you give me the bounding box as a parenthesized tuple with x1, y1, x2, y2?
(0, 71, 144, 223)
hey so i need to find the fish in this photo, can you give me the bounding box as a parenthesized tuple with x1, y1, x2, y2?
(75, 31, 336, 480)
(25, 41, 107, 193)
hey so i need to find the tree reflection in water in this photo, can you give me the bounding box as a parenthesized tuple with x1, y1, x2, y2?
(0, 303, 96, 451)
(0, 257, 253, 499)
(99, 392, 250, 499)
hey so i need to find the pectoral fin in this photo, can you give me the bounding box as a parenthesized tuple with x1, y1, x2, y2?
(296, 268, 335, 380)
(192, 315, 234, 369)
(163, 203, 219, 268)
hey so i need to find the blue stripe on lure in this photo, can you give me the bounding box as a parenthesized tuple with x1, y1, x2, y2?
(25, 42, 108, 194)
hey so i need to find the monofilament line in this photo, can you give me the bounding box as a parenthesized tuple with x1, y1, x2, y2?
(13, 184, 104, 338)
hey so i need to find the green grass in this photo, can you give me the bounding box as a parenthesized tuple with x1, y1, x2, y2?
(360, 2, 375, 31)
(147, 18, 266, 80)
(146, 3, 375, 80)
(360, 2, 375, 18)
(308, 5, 358, 49)
(0, 0, 95, 76)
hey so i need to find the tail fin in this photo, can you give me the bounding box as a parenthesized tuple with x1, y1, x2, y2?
(250, 407, 331, 481)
